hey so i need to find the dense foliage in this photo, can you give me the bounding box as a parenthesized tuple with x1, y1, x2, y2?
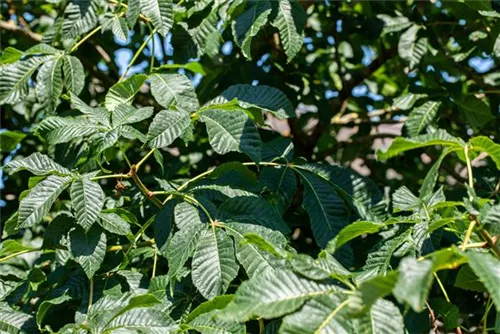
(1, 0, 500, 333)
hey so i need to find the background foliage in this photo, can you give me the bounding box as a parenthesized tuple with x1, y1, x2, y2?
(1, 0, 500, 333)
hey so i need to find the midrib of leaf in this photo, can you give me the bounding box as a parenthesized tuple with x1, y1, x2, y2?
(414, 101, 439, 134)
(277, 1, 293, 48)
(211, 226, 222, 288)
(156, 74, 180, 106)
(293, 165, 367, 217)
(292, 168, 333, 236)
(314, 299, 349, 334)
(204, 116, 241, 148)
(223, 224, 274, 273)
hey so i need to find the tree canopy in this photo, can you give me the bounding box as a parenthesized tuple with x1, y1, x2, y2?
(1, 1, 500, 333)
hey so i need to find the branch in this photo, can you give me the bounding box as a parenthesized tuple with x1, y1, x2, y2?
(0, 19, 42, 42)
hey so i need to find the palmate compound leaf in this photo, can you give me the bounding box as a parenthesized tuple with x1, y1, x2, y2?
(271, 0, 307, 62)
(70, 177, 105, 231)
(376, 129, 465, 160)
(105, 74, 147, 111)
(18, 175, 73, 228)
(191, 227, 239, 300)
(4, 152, 71, 176)
(146, 109, 191, 148)
(232, 0, 272, 60)
(279, 294, 352, 334)
(69, 225, 107, 278)
(220, 269, 339, 321)
(466, 252, 500, 311)
(149, 73, 199, 111)
(140, 0, 174, 37)
(200, 109, 262, 163)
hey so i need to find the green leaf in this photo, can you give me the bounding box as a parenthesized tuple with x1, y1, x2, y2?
(212, 84, 295, 119)
(36, 57, 64, 113)
(279, 295, 352, 334)
(454, 264, 486, 292)
(431, 298, 459, 331)
(224, 222, 287, 278)
(290, 252, 350, 281)
(62, 0, 99, 39)
(398, 25, 427, 69)
(37, 116, 98, 144)
(0, 240, 37, 259)
(355, 299, 405, 334)
(105, 74, 147, 111)
(140, 0, 173, 36)
(469, 136, 500, 170)
(0, 47, 23, 64)
(494, 33, 500, 58)
(103, 15, 129, 42)
(188, 309, 245, 334)
(259, 166, 296, 213)
(217, 196, 290, 234)
(146, 109, 191, 148)
(0, 305, 36, 333)
(36, 294, 72, 326)
(293, 167, 349, 248)
(4, 152, 71, 176)
(200, 109, 262, 163)
(112, 104, 154, 128)
(149, 73, 199, 111)
(232, 0, 272, 60)
(191, 227, 239, 299)
(393, 186, 420, 212)
(69, 92, 111, 126)
(167, 224, 205, 280)
(294, 163, 386, 222)
(419, 148, 456, 198)
(190, 8, 221, 58)
(62, 55, 85, 95)
(466, 252, 500, 311)
(348, 272, 398, 313)
(377, 14, 412, 35)
(326, 221, 385, 253)
(377, 129, 465, 160)
(456, 95, 494, 128)
(186, 295, 235, 323)
(271, 0, 306, 62)
(104, 308, 177, 333)
(0, 55, 50, 104)
(393, 257, 433, 312)
(71, 178, 104, 231)
(482, 204, 500, 235)
(392, 93, 428, 110)
(405, 101, 441, 137)
(0, 131, 26, 152)
(220, 269, 338, 321)
(69, 226, 107, 278)
(127, 0, 140, 27)
(18, 175, 73, 228)
(174, 202, 203, 229)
